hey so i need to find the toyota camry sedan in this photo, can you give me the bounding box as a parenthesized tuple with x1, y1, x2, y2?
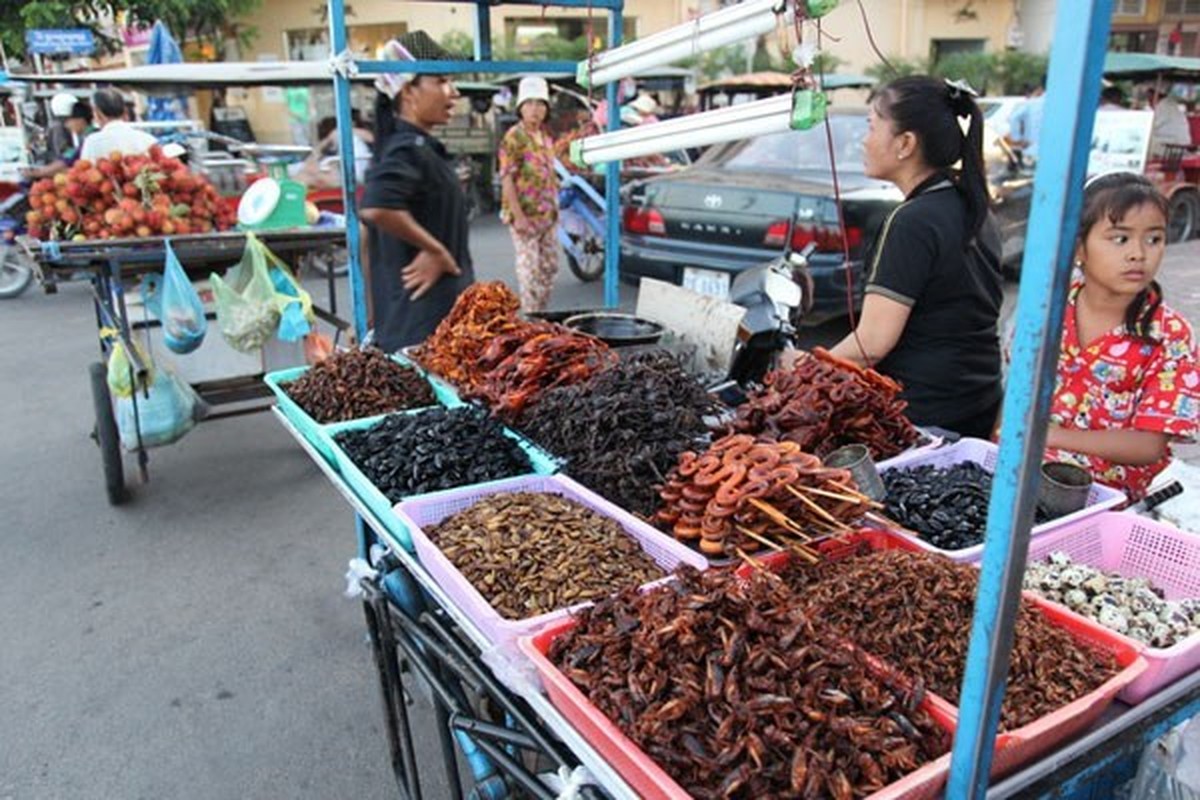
(619, 107, 1031, 319)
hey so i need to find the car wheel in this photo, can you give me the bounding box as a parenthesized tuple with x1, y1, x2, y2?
(1167, 191, 1198, 243)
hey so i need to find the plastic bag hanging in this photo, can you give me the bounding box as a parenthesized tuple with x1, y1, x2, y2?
(106, 336, 155, 399)
(145, 240, 207, 354)
(210, 232, 282, 352)
(262, 246, 314, 342)
(115, 368, 200, 450)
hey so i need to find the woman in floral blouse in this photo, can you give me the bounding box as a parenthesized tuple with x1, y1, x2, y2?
(1043, 173, 1198, 500)
(500, 76, 560, 312)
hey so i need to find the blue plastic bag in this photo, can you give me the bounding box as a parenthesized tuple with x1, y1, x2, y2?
(269, 264, 313, 342)
(143, 241, 207, 354)
(116, 369, 199, 450)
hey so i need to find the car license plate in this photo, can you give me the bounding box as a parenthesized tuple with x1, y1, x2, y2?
(682, 267, 731, 300)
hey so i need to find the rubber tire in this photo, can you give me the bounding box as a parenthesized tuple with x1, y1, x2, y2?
(565, 240, 605, 283)
(89, 362, 127, 505)
(0, 245, 34, 299)
(1167, 191, 1198, 243)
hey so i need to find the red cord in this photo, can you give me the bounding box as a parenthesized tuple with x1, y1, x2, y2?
(815, 16, 872, 368)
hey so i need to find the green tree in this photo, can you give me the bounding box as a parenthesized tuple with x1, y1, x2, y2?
(931, 51, 993, 94)
(439, 30, 474, 60)
(5, 0, 262, 61)
(812, 51, 845, 76)
(864, 55, 931, 83)
(991, 50, 1049, 95)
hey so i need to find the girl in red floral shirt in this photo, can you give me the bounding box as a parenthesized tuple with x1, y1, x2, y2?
(1044, 173, 1199, 500)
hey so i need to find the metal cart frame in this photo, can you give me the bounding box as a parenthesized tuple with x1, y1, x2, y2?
(30, 230, 348, 504)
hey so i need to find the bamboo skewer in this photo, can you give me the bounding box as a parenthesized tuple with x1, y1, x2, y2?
(735, 525, 784, 551)
(747, 497, 812, 537)
(790, 482, 882, 509)
(783, 486, 857, 532)
(736, 525, 820, 564)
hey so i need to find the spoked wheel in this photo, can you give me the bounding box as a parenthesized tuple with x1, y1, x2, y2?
(303, 245, 349, 278)
(88, 362, 127, 505)
(1167, 191, 1199, 243)
(0, 245, 34, 299)
(565, 234, 605, 282)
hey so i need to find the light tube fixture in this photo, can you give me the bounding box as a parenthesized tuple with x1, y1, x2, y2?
(571, 92, 828, 166)
(577, 0, 793, 88)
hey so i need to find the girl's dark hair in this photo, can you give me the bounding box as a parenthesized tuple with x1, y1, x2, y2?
(871, 75, 989, 240)
(1079, 172, 1169, 339)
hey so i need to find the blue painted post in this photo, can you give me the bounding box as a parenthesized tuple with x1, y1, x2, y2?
(946, 1, 1114, 796)
(474, 3, 492, 61)
(602, 5, 623, 309)
(327, 0, 368, 341)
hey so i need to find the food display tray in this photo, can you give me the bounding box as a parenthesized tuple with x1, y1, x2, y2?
(872, 438, 1126, 561)
(1018, 510, 1200, 704)
(522, 615, 958, 800)
(734, 529, 1146, 778)
(396, 474, 709, 646)
(325, 410, 560, 551)
(264, 353, 461, 467)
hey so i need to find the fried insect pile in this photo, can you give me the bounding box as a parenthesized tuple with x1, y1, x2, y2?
(652, 434, 874, 556)
(549, 567, 950, 800)
(411, 282, 526, 391)
(281, 347, 435, 423)
(515, 351, 718, 515)
(732, 348, 920, 460)
(780, 548, 1121, 730)
(474, 322, 617, 420)
(429, 491, 663, 619)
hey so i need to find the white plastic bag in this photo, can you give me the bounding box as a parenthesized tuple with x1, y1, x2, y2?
(116, 369, 201, 450)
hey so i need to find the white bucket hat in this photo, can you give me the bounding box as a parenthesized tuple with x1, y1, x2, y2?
(516, 76, 550, 112)
(629, 94, 658, 116)
(374, 39, 417, 99)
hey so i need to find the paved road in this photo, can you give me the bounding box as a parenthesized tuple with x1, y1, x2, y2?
(1, 219, 1195, 799)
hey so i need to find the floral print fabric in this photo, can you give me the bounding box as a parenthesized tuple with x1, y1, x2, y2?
(499, 124, 559, 226)
(1045, 281, 1199, 499)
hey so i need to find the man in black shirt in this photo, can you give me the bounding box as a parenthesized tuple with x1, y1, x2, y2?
(359, 33, 473, 351)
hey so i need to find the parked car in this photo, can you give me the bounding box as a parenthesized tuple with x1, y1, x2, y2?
(619, 108, 1032, 319)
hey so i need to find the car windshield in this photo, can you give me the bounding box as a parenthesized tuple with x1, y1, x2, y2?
(710, 114, 868, 173)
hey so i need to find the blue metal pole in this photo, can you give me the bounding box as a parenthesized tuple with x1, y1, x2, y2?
(602, 4, 623, 309)
(946, 2, 1114, 795)
(327, 0, 368, 341)
(474, 3, 492, 61)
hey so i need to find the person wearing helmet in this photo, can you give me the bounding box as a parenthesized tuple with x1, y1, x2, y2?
(499, 75, 560, 312)
(22, 93, 88, 179)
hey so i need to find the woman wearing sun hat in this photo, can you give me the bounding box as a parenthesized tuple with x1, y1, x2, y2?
(359, 32, 474, 350)
(499, 75, 561, 313)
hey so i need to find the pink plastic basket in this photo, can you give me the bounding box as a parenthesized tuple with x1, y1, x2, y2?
(521, 618, 957, 800)
(874, 437, 1126, 561)
(394, 474, 709, 647)
(1018, 510, 1200, 704)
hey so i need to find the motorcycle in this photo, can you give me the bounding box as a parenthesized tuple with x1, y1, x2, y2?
(0, 184, 35, 299)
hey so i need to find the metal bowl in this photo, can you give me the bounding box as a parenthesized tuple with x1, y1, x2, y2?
(562, 312, 665, 347)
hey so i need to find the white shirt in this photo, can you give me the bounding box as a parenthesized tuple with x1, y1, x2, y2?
(1151, 96, 1192, 152)
(80, 121, 159, 162)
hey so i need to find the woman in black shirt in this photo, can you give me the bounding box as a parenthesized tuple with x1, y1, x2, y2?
(827, 76, 1004, 438)
(359, 35, 474, 351)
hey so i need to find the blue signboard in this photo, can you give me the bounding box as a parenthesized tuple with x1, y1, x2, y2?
(25, 29, 96, 56)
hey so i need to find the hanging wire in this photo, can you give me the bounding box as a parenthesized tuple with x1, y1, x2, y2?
(787, 5, 872, 366)
(856, 0, 895, 75)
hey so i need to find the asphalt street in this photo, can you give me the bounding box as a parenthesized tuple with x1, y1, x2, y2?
(1, 216, 1196, 799)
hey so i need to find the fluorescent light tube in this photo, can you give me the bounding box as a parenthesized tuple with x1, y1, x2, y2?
(573, 94, 800, 166)
(578, 0, 793, 87)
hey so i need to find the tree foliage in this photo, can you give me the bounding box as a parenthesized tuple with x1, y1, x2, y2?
(866, 50, 1048, 96)
(4, 0, 262, 61)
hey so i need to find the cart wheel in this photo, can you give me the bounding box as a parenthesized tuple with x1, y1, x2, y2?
(565, 236, 605, 282)
(1167, 191, 1199, 243)
(0, 245, 34, 299)
(88, 362, 127, 505)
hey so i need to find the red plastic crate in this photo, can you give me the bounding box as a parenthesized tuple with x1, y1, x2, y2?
(522, 618, 958, 800)
(736, 531, 1148, 778)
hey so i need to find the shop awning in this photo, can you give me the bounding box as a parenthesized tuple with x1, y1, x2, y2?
(1103, 52, 1200, 83)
